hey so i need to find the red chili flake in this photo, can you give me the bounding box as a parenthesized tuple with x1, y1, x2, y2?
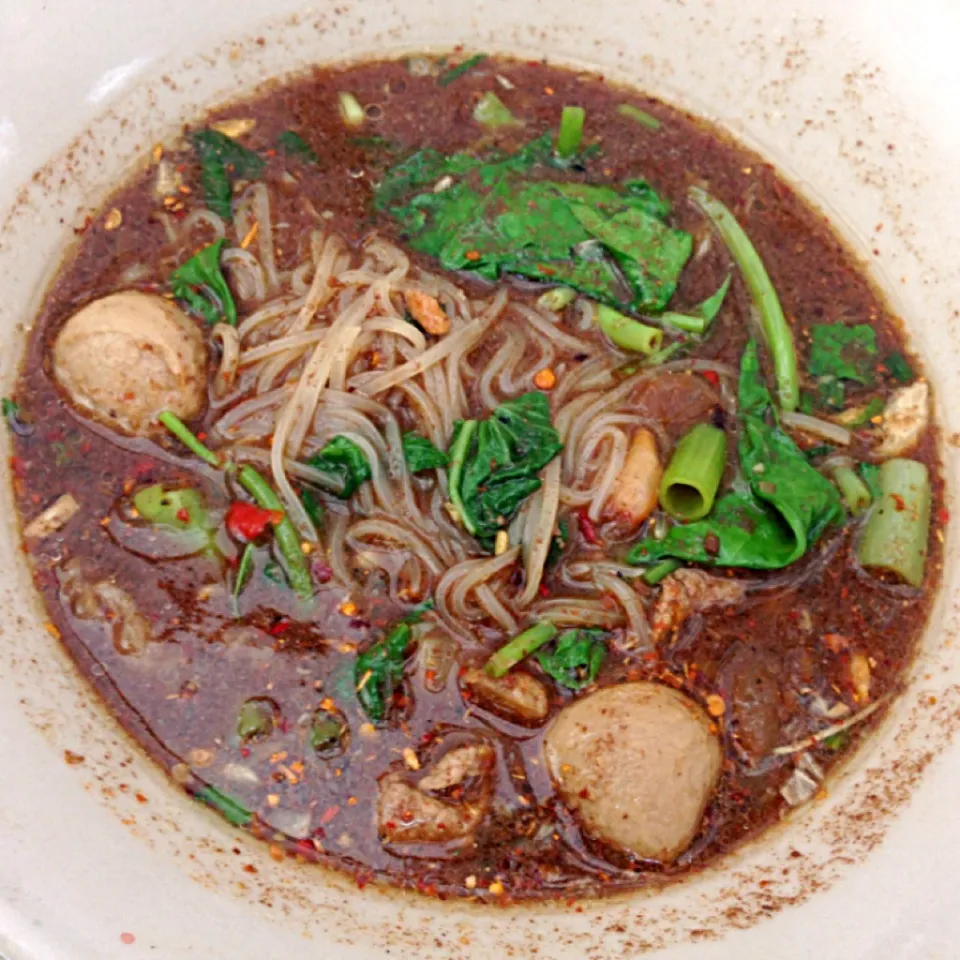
(176, 508, 190, 523)
(9, 456, 25, 478)
(937, 507, 950, 524)
(268, 619, 291, 637)
(892, 494, 907, 512)
(226, 501, 284, 541)
(313, 826, 327, 839)
(577, 511, 600, 545)
(240, 746, 251, 758)
(702, 370, 720, 387)
(538, 582, 551, 598)
(319, 804, 340, 825)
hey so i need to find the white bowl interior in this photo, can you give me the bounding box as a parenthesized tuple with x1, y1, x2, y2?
(2, 1, 960, 958)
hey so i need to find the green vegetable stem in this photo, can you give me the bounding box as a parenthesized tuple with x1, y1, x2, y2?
(659, 423, 728, 521)
(437, 53, 487, 87)
(596, 305, 663, 354)
(485, 621, 558, 678)
(689, 187, 798, 411)
(829, 463, 873, 515)
(642, 558, 682, 585)
(237, 466, 313, 600)
(617, 103, 661, 130)
(857, 458, 931, 587)
(157, 411, 223, 468)
(556, 106, 586, 158)
(659, 276, 731, 336)
(354, 622, 415, 724)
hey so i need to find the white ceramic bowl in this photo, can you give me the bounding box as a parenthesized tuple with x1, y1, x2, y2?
(2, 2, 960, 957)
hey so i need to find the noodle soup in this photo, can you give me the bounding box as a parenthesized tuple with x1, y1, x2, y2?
(8, 54, 943, 900)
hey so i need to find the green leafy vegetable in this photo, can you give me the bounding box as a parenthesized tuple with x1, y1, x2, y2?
(170, 238, 237, 325)
(833, 396, 885, 428)
(354, 622, 414, 724)
(263, 562, 284, 584)
(804, 444, 834, 461)
(375, 136, 692, 313)
(659, 275, 732, 335)
(617, 103, 661, 130)
(437, 53, 487, 86)
(628, 341, 845, 569)
(546, 517, 570, 568)
(473, 92, 522, 129)
(884, 351, 914, 383)
(193, 784, 253, 827)
(306, 436, 372, 499)
(822, 730, 850, 752)
(401, 597, 436, 623)
(816, 377, 846, 412)
(277, 130, 318, 163)
(808, 324, 877, 384)
(233, 542, 256, 603)
(535, 628, 607, 690)
(556, 106, 585, 158)
(447, 392, 563, 549)
(300, 487, 325, 530)
(2, 398, 17, 419)
(191, 129, 265, 220)
(402, 431, 450, 473)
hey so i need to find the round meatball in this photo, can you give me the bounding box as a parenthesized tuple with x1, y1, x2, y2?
(544, 683, 721, 862)
(53, 292, 208, 436)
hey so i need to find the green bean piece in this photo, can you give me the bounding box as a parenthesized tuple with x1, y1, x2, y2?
(157, 411, 223, 468)
(659, 423, 728, 521)
(643, 558, 682, 586)
(830, 465, 872, 515)
(596, 305, 664, 355)
(237, 465, 313, 600)
(857, 458, 931, 587)
(237, 697, 277, 741)
(485, 621, 558, 678)
(556, 106, 586, 158)
(689, 187, 799, 411)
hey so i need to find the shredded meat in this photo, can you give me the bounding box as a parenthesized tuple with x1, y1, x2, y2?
(652, 569, 747, 643)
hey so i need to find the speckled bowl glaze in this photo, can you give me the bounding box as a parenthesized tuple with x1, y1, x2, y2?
(2, 2, 960, 958)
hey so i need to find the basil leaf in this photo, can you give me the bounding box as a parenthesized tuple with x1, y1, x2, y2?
(354, 622, 413, 724)
(535, 628, 607, 690)
(276, 130, 318, 163)
(191, 129, 265, 220)
(808, 324, 877, 385)
(306, 436, 372, 499)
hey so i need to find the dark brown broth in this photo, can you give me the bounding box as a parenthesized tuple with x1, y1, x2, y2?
(9, 54, 943, 901)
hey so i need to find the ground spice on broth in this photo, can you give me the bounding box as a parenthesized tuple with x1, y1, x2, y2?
(8, 54, 944, 901)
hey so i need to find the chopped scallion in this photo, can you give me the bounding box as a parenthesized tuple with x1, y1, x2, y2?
(556, 106, 586, 158)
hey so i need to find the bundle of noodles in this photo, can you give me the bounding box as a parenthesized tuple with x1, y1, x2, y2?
(195, 192, 702, 642)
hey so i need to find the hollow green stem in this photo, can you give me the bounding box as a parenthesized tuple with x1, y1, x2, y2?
(659, 276, 731, 335)
(237, 465, 313, 600)
(556, 106, 586, 158)
(447, 420, 477, 534)
(157, 411, 223, 468)
(643, 558, 682, 586)
(857, 458, 931, 587)
(659, 423, 728, 520)
(830, 465, 872, 515)
(689, 187, 799, 411)
(485, 621, 558, 678)
(596, 305, 663, 355)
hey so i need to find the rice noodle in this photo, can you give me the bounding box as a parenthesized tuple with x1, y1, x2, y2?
(593, 570, 652, 650)
(781, 411, 853, 446)
(517, 460, 561, 607)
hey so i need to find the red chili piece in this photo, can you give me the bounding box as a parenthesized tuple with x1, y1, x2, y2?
(577, 511, 600, 545)
(225, 502, 283, 541)
(702, 370, 720, 387)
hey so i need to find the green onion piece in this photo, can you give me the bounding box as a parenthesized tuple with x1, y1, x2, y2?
(659, 423, 728, 521)
(829, 465, 872, 515)
(556, 106, 586, 158)
(643, 558, 682, 585)
(642, 340, 687, 367)
(193, 784, 252, 827)
(537, 287, 577, 312)
(437, 53, 487, 87)
(833, 396, 885, 428)
(237, 465, 313, 600)
(689, 187, 799, 411)
(617, 103, 661, 130)
(596, 305, 664, 355)
(157, 411, 223, 468)
(857, 458, 931, 587)
(338, 92, 366, 127)
(659, 276, 732, 335)
(473, 92, 522, 129)
(485, 621, 558, 678)
(447, 420, 478, 534)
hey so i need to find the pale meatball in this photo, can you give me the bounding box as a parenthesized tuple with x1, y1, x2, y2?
(53, 292, 208, 436)
(544, 683, 721, 862)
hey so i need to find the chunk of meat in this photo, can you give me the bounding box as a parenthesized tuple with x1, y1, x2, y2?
(53, 291, 208, 436)
(545, 683, 721, 862)
(724, 646, 782, 764)
(404, 290, 450, 335)
(604, 427, 662, 533)
(633, 373, 719, 442)
(461, 667, 550, 724)
(652, 568, 746, 643)
(875, 380, 928, 458)
(377, 741, 494, 846)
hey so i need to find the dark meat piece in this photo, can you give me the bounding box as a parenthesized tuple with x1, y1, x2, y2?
(724, 645, 783, 765)
(461, 667, 550, 723)
(652, 569, 746, 644)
